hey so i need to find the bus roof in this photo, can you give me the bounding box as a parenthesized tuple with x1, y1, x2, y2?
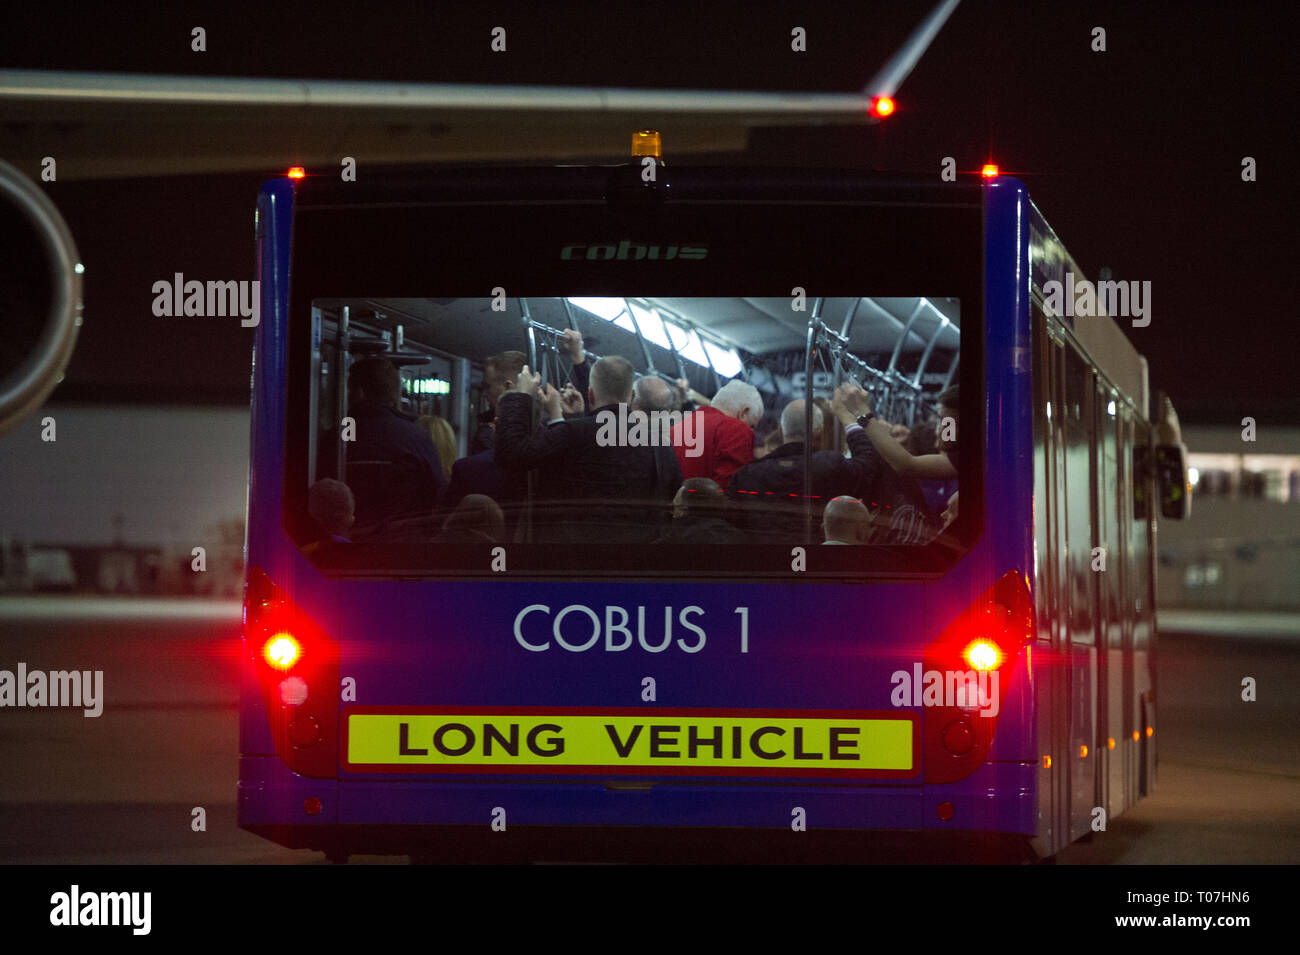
(1028, 197, 1150, 421)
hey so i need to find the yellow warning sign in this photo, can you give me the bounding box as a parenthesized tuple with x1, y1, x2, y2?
(344, 710, 915, 777)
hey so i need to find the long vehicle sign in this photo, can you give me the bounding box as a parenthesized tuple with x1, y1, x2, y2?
(344, 707, 917, 778)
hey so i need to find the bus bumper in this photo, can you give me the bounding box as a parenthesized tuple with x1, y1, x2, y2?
(239, 755, 1035, 851)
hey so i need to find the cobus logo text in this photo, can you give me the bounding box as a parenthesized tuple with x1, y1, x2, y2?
(560, 240, 707, 261)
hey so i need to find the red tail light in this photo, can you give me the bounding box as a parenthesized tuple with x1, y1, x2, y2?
(263, 633, 301, 669)
(244, 567, 339, 777)
(923, 569, 1034, 783)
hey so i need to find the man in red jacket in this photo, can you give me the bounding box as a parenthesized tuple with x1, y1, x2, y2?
(670, 379, 763, 491)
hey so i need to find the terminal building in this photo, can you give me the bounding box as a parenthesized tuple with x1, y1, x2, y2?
(1158, 425, 1300, 611)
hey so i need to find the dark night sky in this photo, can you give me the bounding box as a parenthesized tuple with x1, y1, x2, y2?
(3, 1, 1294, 425)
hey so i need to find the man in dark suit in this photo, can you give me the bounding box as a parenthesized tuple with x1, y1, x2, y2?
(321, 359, 444, 528)
(494, 356, 682, 544)
(726, 385, 883, 544)
(472, 330, 593, 454)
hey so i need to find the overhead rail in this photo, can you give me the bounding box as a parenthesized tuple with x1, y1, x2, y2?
(801, 297, 957, 433)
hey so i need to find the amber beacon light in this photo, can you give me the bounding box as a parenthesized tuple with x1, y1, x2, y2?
(631, 130, 662, 160)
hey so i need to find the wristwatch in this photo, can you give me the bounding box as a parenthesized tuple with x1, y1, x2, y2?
(856, 413, 877, 427)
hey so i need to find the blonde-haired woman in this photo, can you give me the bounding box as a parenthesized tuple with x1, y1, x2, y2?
(417, 415, 457, 479)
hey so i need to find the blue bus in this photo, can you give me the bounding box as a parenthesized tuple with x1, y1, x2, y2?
(238, 150, 1189, 861)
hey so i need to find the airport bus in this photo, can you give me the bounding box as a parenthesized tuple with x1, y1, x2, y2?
(238, 146, 1189, 861)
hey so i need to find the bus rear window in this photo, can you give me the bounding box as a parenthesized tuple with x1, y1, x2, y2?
(292, 296, 971, 579)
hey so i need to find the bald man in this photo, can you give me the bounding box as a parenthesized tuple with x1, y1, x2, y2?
(726, 391, 881, 543)
(631, 375, 680, 414)
(822, 496, 872, 544)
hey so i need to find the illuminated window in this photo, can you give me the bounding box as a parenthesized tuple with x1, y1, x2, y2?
(703, 339, 742, 377)
(568, 297, 625, 323)
(675, 327, 710, 367)
(629, 302, 671, 349)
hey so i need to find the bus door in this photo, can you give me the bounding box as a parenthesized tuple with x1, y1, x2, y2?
(1062, 342, 1100, 842)
(1036, 307, 1070, 853)
(1098, 383, 1127, 820)
(1131, 415, 1156, 797)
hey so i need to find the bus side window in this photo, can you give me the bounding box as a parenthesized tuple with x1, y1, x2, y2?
(1132, 444, 1150, 520)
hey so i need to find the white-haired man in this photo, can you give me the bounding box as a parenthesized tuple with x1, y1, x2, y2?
(668, 379, 763, 491)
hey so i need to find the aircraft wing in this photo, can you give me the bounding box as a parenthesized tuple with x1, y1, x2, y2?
(0, 1, 959, 180)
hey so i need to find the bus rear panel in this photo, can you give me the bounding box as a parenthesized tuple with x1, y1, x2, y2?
(238, 166, 1146, 860)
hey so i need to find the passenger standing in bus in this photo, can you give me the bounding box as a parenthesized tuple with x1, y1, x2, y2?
(826, 383, 954, 544)
(471, 350, 526, 455)
(669, 379, 762, 491)
(472, 332, 592, 453)
(417, 414, 457, 477)
(332, 358, 445, 526)
(558, 329, 594, 409)
(844, 384, 960, 481)
(899, 418, 958, 514)
(631, 376, 681, 415)
(494, 358, 681, 543)
(725, 393, 878, 542)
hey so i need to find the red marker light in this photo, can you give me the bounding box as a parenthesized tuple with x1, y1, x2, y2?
(981, 163, 999, 178)
(287, 166, 306, 179)
(871, 96, 895, 118)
